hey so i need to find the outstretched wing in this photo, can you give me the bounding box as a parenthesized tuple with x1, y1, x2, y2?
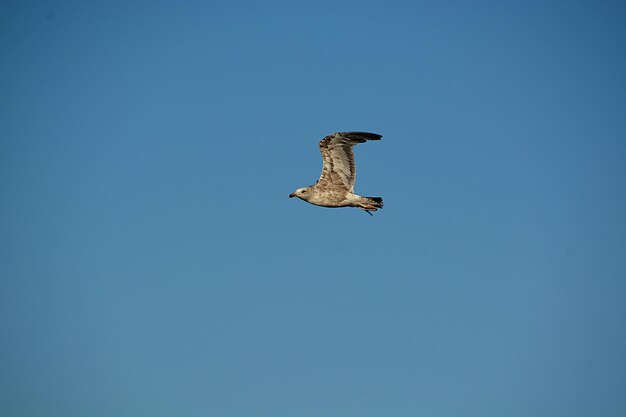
(317, 131, 382, 191)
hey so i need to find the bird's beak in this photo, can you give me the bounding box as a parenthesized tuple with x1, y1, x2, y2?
(289, 193, 295, 198)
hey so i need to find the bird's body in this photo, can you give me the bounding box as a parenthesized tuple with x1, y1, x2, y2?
(289, 131, 383, 214)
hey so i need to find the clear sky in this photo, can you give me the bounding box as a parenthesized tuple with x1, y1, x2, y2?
(1, 1, 625, 416)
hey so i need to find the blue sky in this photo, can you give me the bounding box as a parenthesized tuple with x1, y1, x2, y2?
(1, 1, 625, 416)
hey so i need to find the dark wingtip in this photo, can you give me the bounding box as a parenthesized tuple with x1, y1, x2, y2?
(341, 131, 382, 141)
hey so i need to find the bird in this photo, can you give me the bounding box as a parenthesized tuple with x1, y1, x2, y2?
(289, 131, 383, 215)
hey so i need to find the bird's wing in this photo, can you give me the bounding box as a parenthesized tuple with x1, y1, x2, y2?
(317, 131, 382, 191)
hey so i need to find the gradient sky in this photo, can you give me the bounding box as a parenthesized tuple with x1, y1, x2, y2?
(1, 1, 625, 416)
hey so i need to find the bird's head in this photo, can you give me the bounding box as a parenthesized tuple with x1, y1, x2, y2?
(289, 187, 311, 200)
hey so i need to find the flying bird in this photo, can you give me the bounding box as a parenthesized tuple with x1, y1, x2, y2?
(289, 131, 383, 215)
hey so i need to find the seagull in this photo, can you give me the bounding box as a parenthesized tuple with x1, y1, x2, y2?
(289, 131, 383, 215)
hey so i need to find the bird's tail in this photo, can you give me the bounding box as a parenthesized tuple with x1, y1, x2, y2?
(358, 196, 384, 212)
